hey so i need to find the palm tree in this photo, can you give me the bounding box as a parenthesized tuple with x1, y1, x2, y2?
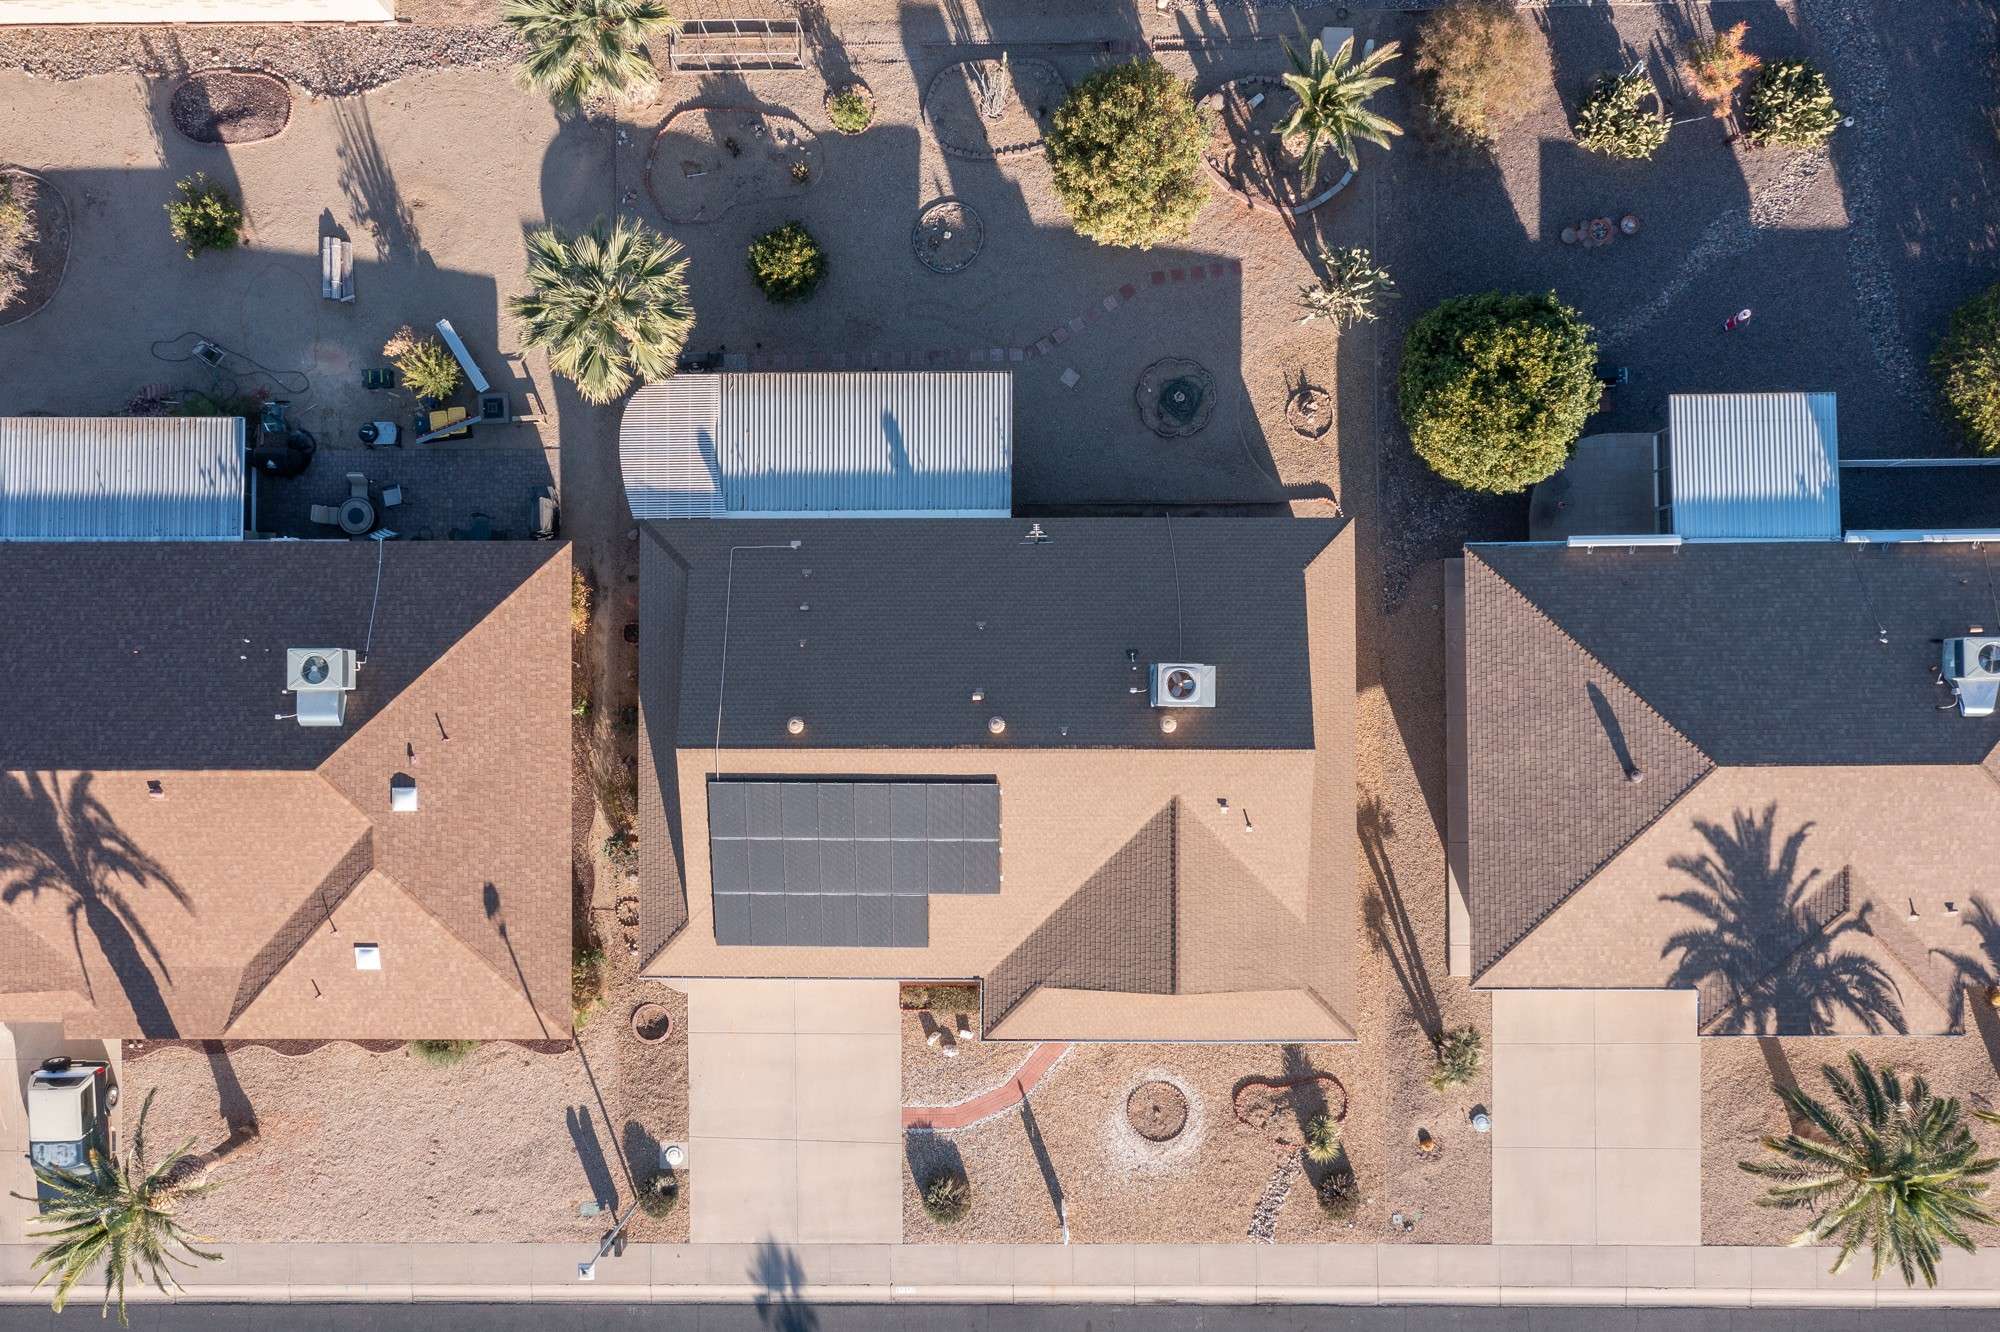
(1741, 1052, 2000, 1286)
(1276, 31, 1403, 182)
(500, 0, 676, 111)
(14, 1089, 221, 1325)
(1659, 804, 1904, 1035)
(509, 216, 693, 406)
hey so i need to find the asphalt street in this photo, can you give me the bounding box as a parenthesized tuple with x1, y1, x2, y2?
(0, 1305, 1991, 1331)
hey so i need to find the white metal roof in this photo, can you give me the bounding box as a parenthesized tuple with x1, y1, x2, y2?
(0, 416, 246, 541)
(620, 372, 1012, 519)
(1667, 392, 1839, 541)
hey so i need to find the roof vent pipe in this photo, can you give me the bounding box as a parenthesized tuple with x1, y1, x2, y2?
(787, 716, 806, 735)
(987, 717, 1006, 735)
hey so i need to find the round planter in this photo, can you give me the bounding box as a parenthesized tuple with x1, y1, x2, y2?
(0, 168, 72, 329)
(171, 69, 293, 146)
(632, 1002, 673, 1044)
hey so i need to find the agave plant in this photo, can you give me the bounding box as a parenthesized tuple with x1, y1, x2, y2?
(1277, 30, 1403, 182)
(13, 1089, 222, 1325)
(509, 215, 693, 406)
(500, 0, 676, 110)
(1741, 1052, 2000, 1286)
(1298, 245, 1397, 328)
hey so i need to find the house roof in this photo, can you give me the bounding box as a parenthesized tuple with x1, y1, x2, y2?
(619, 373, 1012, 519)
(0, 416, 245, 543)
(637, 518, 1357, 1042)
(1461, 541, 2000, 1031)
(642, 517, 1336, 751)
(0, 541, 571, 1040)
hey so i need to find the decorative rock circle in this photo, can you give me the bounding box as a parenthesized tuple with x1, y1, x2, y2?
(923, 57, 1067, 158)
(911, 198, 984, 274)
(171, 69, 292, 145)
(1126, 1080, 1189, 1142)
(1136, 357, 1217, 438)
(1286, 384, 1332, 440)
(632, 1002, 673, 1044)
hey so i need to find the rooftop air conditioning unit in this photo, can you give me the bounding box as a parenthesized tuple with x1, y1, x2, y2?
(1941, 636, 2000, 718)
(1149, 662, 1216, 709)
(287, 648, 357, 728)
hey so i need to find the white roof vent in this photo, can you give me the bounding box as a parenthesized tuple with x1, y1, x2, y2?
(287, 648, 358, 728)
(1149, 663, 1216, 709)
(390, 775, 418, 812)
(353, 943, 381, 971)
(1941, 635, 2000, 718)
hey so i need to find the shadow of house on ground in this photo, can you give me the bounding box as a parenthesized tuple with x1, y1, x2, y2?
(0, 772, 191, 1040)
(1659, 802, 1905, 1036)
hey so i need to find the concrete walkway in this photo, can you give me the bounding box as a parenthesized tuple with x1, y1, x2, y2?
(679, 979, 902, 1245)
(2, 1240, 1999, 1309)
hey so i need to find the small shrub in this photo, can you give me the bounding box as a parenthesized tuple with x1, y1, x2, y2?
(747, 221, 827, 304)
(382, 325, 463, 400)
(1303, 1112, 1343, 1164)
(828, 88, 873, 134)
(1413, 0, 1549, 148)
(921, 1172, 971, 1224)
(637, 1166, 679, 1219)
(410, 1039, 478, 1067)
(1298, 245, 1396, 329)
(572, 941, 605, 1025)
(1429, 1025, 1484, 1091)
(1314, 1168, 1360, 1219)
(1573, 72, 1670, 160)
(790, 159, 812, 184)
(1398, 291, 1600, 494)
(604, 833, 638, 867)
(1742, 59, 1840, 148)
(571, 568, 593, 635)
(1934, 282, 2000, 456)
(903, 983, 980, 1013)
(1685, 20, 1760, 120)
(0, 177, 34, 311)
(165, 173, 243, 259)
(1044, 59, 1209, 249)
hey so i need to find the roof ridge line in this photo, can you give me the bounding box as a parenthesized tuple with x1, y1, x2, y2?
(1465, 552, 1718, 983)
(366, 865, 570, 1037)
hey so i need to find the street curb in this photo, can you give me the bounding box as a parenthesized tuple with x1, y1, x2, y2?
(5, 1281, 2000, 1308)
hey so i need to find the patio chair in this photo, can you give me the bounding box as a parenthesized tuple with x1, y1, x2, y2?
(308, 504, 342, 527)
(346, 472, 369, 499)
(531, 487, 559, 540)
(381, 485, 404, 509)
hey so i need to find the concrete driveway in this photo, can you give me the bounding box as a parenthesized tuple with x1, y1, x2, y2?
(1491, 990, 1700, 1246)
(0, 1022, 121, 1242)
(677, 979, 901, 1245)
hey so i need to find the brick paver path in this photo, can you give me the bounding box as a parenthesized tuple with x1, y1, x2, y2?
(901, 1042, 1068, 1131)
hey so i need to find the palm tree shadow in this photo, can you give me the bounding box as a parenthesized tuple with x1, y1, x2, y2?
(1659, 802, 1903, 1036)
(1935, 894, 2000, 1035)
(749, 1238, 818, 1332)
(0, 772, 191, 1037)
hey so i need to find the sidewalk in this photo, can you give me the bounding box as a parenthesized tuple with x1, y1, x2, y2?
(3, 1241, 1999, 1309)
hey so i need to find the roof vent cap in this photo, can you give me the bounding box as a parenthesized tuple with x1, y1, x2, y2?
(1941, 635, 2000, 717)
(987, 716, 1006, 735)
(1149, 662, 1216, 709)
(353, 943, 381, 971)
(390, 774, 418, 812)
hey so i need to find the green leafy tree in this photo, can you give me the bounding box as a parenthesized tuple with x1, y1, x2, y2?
(1573, 72, 1671, 160)
(1741, 1052, 2000, 1286)
(510, 215, 693, 406)
(1933, 283, 2000, 455)
(1685, 20, 1760, 121)
(381, 326, 463, 400)
(1398, 291, 1599, 494)
(14, 1089, 221, 1325)
(1412, 0, 1548, 148)
(501, 0, 675, 110)
(827, 88, 873, 134)
(164, 174, 242, 259)
(1742, 59, 1841, 148)
(1277, 31, 1403, 180)
(746, 221, 827, 304)
(1044, 60, 1209, 249)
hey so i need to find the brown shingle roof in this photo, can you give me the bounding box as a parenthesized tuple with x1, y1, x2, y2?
(1463, 541, 2000, 1031)
(640, 520, 1357, 1043)
(0, 543, 571, 1040)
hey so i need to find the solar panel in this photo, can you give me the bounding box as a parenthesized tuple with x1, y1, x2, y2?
(708, 778, 998, 947)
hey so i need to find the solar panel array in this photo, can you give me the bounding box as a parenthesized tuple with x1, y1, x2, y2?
(708, 779, 1001, 946)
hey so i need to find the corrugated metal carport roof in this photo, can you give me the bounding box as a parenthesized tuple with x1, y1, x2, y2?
(619, 371, 1011, 519)
(0, 416, 246, 541)
(1667, 391, 1839, 541)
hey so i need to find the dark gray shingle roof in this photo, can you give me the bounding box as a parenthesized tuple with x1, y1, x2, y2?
(643, 518, 1342, 751)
